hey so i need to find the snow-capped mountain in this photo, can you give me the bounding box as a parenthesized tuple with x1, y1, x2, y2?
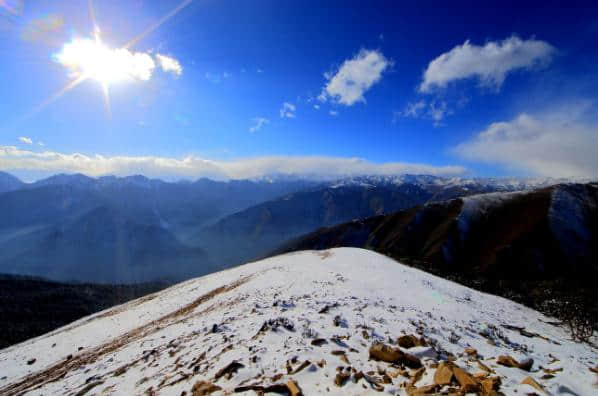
(1, 248, 595, 395)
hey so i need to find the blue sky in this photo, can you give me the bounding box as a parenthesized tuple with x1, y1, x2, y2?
(1, 0, 598, 181)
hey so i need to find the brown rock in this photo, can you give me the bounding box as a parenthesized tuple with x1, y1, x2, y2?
(369, 342, 402, 362)
(481, 376, 502, 393)
(334, 371, 350, 387)
(192, 381, 221, 396)
(496, 355, 533, 371)
(292, 360, 311, 374)
(311, 338, 328, 346)
(464, 347, 477, 356)
(453, 365, 478, 390)
(398, 335, 426, 349)
(477, 359, 494, 373)
(433, 362, 455, 386)
(287, 379, 303, 396)
(590, 365, 598, 374)
(369, 342, 422, 368)
(26, 358, 36, 365)
(521, 376, 545, 393)
(410, 367, 426, 386)
(214, 361, 244, 380)
(518, 358, 534, 371)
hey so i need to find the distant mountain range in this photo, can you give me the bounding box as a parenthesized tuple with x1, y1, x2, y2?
(0, 173, 315, 282)
(195, 175, 571, 267)
(0, 171, 592, 283)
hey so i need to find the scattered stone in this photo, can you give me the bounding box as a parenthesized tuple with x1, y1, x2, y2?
(477, 359, 494, 373)
(590, 365, 598, 374)
(311, 338, 327, 346)
(409, 367, 425, 386)
(214, 361, 244, 381)
(521, 376, 545, 394)
(291, 360, 311, 374)
(26, 358, 36, 365)
(464, 347, 477, 357)
(334, 371, 350, 387)
(113, 366, 127, 376)
(496, 355, 533, 371)
(542, 367, 563, 374)
(316, 359, 326, 368)
(369, 342, 422, 368)
(398, 335, 426, 349)
(192, 381, 222, 396)
(256, 317, 295, 336)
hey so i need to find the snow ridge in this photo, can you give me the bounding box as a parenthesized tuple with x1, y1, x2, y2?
(0, 248, 595, 395)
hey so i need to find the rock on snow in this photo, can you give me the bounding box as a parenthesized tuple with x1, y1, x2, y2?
(0, 248, 596, 395)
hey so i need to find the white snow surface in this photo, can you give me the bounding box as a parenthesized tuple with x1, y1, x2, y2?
(0, 248, 596, 395)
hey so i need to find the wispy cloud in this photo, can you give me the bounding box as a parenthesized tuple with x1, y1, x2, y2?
(156, 53, 182, 76)
(320, 49, 391, 106)
(205, 72, 230, 84)
(455, 103, 598, 177)
(0, 146, 466, 181)
(18, 136, 33, 145)
(280, 102, 296, 118)
(329, 110, 338, 116)
(420, 35, 555, 92)
(395, 99, 451, 125)
(249, 117, 269, 133)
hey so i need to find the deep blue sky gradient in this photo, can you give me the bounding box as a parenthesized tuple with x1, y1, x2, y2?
(1, 0, 597, 178)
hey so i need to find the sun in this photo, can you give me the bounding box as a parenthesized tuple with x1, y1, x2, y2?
(54, 33, 155, 86)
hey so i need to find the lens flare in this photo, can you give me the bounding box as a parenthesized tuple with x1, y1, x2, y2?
(54, 36, 156, 85)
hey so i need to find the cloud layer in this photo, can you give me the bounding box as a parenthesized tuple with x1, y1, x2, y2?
(0, 146, 466, 181)
(455, 107, 598, 177)
(420, 36, 555, 92)
(320, 49, 390, 106)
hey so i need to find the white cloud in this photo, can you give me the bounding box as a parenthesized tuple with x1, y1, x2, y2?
(320, 49, 390, 106)
(19, 136, 32, 145)
(54, 38, 183, 83)
(329, 110, 338, 116)
(313, 104, 320, 110)
(455, 105, 598, 177)
(155, 53, 182, 76)
(249, 117, 269, 133)
(420, 36, 555, 92)
(38, 141, 45, 147)
(0, 146, 466, 181)
(280, 102, 296, 118)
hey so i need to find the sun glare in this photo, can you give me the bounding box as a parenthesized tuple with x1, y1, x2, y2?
(55, 36, 155, 85)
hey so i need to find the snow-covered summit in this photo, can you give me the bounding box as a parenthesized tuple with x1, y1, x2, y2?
(0, 248, 595, 395)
